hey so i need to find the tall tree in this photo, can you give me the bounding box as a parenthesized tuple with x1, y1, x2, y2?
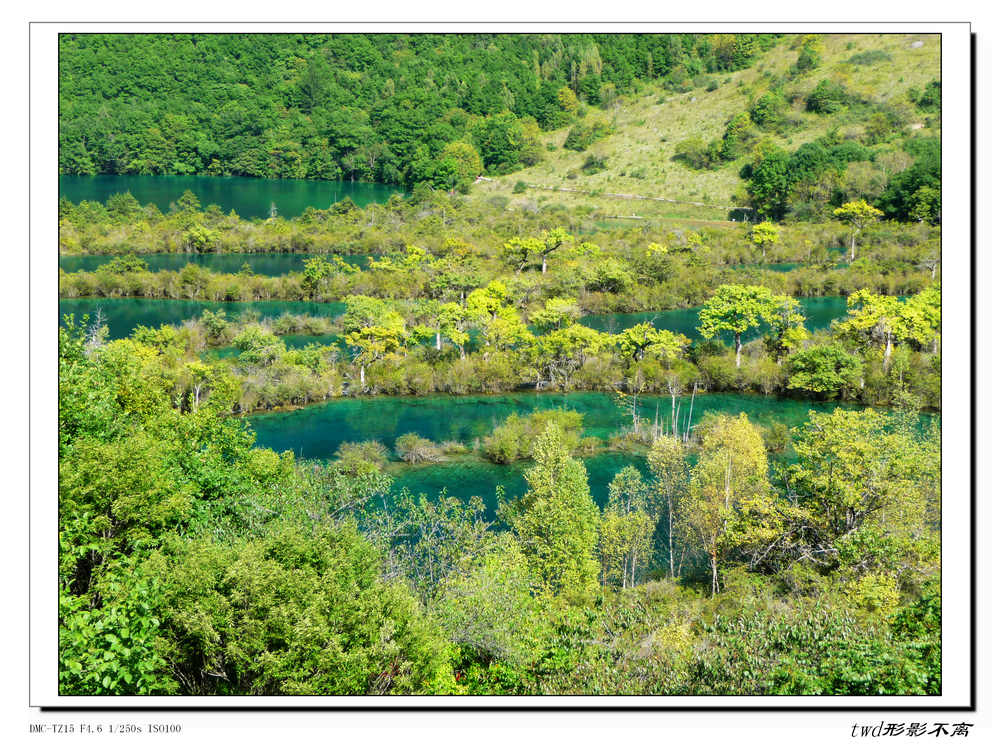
(342, 296, 406, 390)
(835, 289, 931, 371)
(697, 284, 777, 368)
(501, 423, 600, 604)
(647, 435, 689, 578)
(676, 414, 772, 594)
(748, 220, 779, 262)
(599, 467, 655, 588)
(833, 199, 883, 262)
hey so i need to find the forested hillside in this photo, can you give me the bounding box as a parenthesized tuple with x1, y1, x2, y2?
(60, 33, 940, 224)
(59, 33, 781, 185)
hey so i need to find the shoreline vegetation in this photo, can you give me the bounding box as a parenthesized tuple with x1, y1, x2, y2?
(58, 32, 943, 698)
(60, 184, 942, 415)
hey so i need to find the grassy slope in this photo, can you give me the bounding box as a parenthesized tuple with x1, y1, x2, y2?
(472, 33, 940, 223)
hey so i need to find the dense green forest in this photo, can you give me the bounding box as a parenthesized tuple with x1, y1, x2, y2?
(59, 33, 780, 185)
(58, 32, 943, 698)
(60, 33, 940, 221)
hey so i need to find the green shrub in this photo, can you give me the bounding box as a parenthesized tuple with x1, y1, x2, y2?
(482, 410, 583, 464)
(563, 118, 614, 152)
(395, 433, 444, 464)
(335, 441, 389, 474)
(805, 80, 851, 114)
(581, 153, 608, 175)
(849, 49, 892, 66)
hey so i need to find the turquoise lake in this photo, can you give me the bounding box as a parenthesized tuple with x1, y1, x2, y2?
(59, 298, 347, 340)
(246, 391, 899, 513)
(59, 295, 848, 344)
(59, 295, 848, 343)
(59, 174, 404, 218)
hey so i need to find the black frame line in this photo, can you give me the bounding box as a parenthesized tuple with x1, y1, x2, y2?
(33, 22, 977, 712)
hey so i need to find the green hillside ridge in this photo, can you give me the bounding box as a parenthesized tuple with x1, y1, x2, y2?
(474, 33, 941, 220)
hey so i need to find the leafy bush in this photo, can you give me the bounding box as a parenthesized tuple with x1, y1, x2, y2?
(334, 441, 389, 474)
(805, 80, 851, 114)
(395, 433, 444, 464)
(581, 153, 608, 175)
(482, 410, 583, 464)
(849, 49, 892, 66)
(563, 118, 614, 152)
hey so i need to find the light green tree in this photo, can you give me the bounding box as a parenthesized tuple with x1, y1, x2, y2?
(532, 323, 607, 389)
(501, 423, 600, 604)
(697, 284, 778, 368)
(835, 289, 932, 371)
(502, 228, 573, 274)
(676, 414, 773, 594)
(647, 435, 689, 578)
(436, 302, 471, 359)
(301, 257, 335, 299)
(787, 345, 863, 397)
(480, 306, 533, 358)
(616, 323, 689, 366)
(466, 281, 510, 321)
(764, 294, 808, 360)
(342, 296, 406, 390)
(833, 199, 883, 262)
(598, 467, 655, 588)
(529, 297, 582, 332)
(749, 220, 779, 262)
(787, 409, 931, 564)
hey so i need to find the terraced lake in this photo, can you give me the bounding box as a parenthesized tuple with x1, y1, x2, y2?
(247, 391, 889, 512)
(58, 298, 347, 340)
(60, 295, 849, 343)
(60, 174, 403, 218)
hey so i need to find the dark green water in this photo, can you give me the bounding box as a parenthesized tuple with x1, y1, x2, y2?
(247, 391, 868, 511)
(59, 253, 372, 275)
(59, 175, 404, 218)
(59, 298, 347, 340)
(579, 296, 847, 340)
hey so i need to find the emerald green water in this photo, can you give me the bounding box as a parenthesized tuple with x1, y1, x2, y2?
(389, 453, 653, 511)
(59, 298, 346, 340)
(59, 175, 403, 218)
(247, 391, 871, 511)
(59, 253, 372, 275)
